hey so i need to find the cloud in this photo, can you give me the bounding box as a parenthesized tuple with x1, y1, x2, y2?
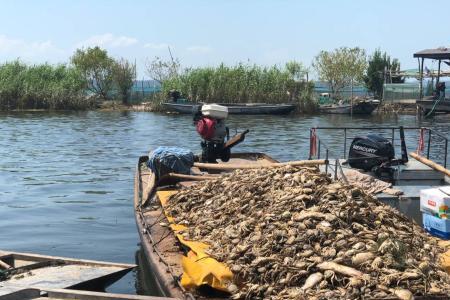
(186, 45, 212, 54)
(143, 42, 169, 50)
(0, 35, 64, 61)
(77, 33, 138, 48)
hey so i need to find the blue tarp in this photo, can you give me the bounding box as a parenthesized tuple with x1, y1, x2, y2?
(148, 146, 194, 179)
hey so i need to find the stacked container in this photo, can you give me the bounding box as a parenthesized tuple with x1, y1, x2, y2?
(420, 187, 450, 239)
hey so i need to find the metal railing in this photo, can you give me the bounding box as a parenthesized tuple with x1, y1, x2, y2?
(309, 126, 449, 171)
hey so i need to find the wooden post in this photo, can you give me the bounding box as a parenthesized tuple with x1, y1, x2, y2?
(350, 79, 353, 117)
(382, 66, 387, 102)
(437, 59, 442, 90)
(419, 57, 424, 100)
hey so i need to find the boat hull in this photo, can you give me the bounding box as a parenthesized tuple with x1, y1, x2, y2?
(319, 101, 378, 115)
(163, 102, 295, 115)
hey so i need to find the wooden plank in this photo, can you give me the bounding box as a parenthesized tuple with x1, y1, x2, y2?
(0, 251, 135, 269)
(45, 288, 176, 300)
(0, 259, 12, 270)
(193, 159, 326, 170)
(0, 288, 175, 300)
(4, 264, 125, 289)
(410, 152, 450, 177)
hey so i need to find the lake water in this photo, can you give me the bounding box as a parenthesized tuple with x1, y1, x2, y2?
(1, 111, 450, 295)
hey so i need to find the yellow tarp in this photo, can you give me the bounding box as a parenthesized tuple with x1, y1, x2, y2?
(157, 190, 233, 292)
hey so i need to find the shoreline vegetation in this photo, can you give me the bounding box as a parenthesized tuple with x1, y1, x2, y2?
(0, 46, 408, 113)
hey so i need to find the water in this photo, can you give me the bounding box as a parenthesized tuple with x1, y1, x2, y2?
(1, 111, 450, 295)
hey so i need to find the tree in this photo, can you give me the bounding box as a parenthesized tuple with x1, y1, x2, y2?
(146, 56, 180, 84)
(313, 47, 367, 98)
(285, 61, 308, 81)
(71, 46, 115, 100)
(112, 58, 136, 105)
(364, 49, 404, 99)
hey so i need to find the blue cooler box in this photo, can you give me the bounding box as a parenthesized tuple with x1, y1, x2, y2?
(423, 213, 450, 239)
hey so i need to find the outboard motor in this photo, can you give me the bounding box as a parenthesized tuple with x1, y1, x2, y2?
(347, 126, 408, 179)
(348, 135, 395, 171)
(193, 104, 248, 163)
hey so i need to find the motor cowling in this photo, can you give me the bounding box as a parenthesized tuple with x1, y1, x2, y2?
(193, 104, 230, 163)
(196, 117, 217, 140)
(348, 134, 395, 171)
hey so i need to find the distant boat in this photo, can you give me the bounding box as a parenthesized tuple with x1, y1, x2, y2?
(318, 93, 379, 115)
(319, 100, 380, 115)
(163, 101, 296, 115)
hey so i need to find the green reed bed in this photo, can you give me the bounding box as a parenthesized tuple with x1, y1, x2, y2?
(162, 62, 316, 112)
(0, 60, 93, 110)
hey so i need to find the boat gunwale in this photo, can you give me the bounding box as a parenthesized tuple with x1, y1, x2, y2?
(0, 250, 136, 269)
(134, 165, 192, 300)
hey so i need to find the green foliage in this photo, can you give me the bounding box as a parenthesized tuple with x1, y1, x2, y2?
(0, 60, 90, 110)
(313, 47, 367, 98)
(146, 56, 180, 84)
(161, 61, 315, 111)
(112, 58, 136, 105)
(71, 46, 115, 100)
(364, 49, 404, 98)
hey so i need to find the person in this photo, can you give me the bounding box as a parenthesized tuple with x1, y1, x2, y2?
(436, 82, 446, 100)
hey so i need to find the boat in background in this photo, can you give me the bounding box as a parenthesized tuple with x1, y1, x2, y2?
(319, 100, 380, 114)
(163, 101, 296, 115)
(318, 93, 380, 115)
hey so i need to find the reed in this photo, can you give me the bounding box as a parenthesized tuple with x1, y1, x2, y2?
(0, 60, 93, 110)
(161, 62, 316, 111)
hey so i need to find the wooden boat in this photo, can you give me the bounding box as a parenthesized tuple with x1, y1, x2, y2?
(163, 102, 296, 115)
(319, 100, 379, 115)
(0, 250, 135, 296)
(135, 146, 450, 298)
(134, 153, 283, 299)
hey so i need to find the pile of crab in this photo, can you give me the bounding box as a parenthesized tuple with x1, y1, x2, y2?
(167, 165, 450, 300)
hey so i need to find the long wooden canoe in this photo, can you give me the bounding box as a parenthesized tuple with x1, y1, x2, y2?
(134, 153, 279, 299)
(163, 102, 296, 115)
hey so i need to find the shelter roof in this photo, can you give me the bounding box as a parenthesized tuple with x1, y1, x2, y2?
(414, 48, 450, 60)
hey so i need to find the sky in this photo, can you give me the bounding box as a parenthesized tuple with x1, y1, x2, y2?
(0, 0, 449, 79)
